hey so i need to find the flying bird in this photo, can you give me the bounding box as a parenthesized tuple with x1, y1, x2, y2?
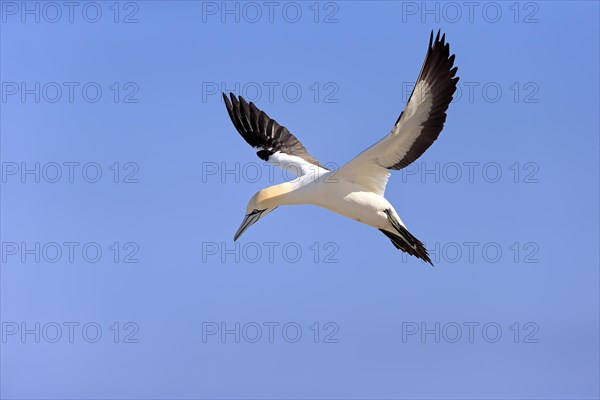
(222, 31, 459, 265)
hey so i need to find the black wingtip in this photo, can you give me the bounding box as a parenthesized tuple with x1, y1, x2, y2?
(430, 29, 450, 48)
(222, 92, 234, 119)
(238, 94, 249, 108)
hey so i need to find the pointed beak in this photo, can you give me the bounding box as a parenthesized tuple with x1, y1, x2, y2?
(233, 210, 264, 241)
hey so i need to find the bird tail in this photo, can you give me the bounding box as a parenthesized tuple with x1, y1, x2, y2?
(380, 209, 433, 266)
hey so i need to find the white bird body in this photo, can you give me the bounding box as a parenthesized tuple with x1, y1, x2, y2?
(266, 173, 402, 231)
(222, 31, 459, 265)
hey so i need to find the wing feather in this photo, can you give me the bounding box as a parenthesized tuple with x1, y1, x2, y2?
(335, 30, 459, 195)
(223, 93, 326, 176)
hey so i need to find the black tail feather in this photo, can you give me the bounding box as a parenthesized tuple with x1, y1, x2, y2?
(380, 229, 433, 266)
(381, 209, 433, 266)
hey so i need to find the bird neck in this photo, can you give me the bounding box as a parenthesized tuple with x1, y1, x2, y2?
(261, 180, 306, 207)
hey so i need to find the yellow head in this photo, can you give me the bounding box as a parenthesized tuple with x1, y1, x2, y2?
(234, 185, 288, 241)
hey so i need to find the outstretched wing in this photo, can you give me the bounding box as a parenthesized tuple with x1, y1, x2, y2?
(223, 93, 327, 177)
(334, 31, 459, 195)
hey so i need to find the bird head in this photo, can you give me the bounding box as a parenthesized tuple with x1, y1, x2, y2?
(233, 187, 282, 241)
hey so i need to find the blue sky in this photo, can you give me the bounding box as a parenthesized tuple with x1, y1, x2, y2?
(1, 1, 599, 399)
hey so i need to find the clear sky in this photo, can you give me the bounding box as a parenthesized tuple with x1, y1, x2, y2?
(1, 1, 599, 399)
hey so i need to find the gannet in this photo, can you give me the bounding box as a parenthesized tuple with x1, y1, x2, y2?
(222, 31, 459, 265)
